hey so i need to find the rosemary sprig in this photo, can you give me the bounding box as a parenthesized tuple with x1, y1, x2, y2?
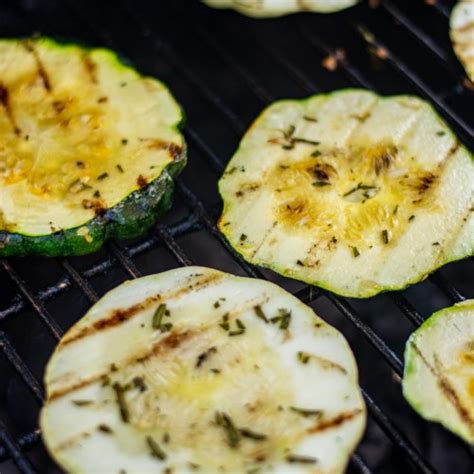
(112, 382, 130, 423)
(146, 435, 167, 461)
(253, 305, 268, 323)
(216, 412, 241, 448)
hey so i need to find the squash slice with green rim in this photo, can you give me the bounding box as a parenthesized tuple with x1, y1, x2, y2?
(218, 89, 474, 298)
(202, 0, 358, 16)
(450, 0, 474, 81)
(0, 38, 186, 257)
(41, 266, 366, 474)
(403, 299, 474, 444)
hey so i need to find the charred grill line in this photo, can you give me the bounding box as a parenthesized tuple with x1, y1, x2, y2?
(0, 85, 21, 135)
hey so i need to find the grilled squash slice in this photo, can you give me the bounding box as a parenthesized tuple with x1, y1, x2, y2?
(0, 38, 185, 257)
(450, 0, 474, 81)
(41, 266, 366, 473)
(202, 0, 358, 17)
(218, 89, 474, 298)
(403, 300, 474, 444)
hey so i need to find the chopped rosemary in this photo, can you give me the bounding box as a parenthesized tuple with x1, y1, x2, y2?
(278, 309, 291, 330)
(97, 172, 109, 181)
(292, 137, 320, 146)
(436, 131, 446, 136)
(408, 215, 415, 222)
(116, 164, 124, 173)
(352, 246, 360, 258)
(381, 229, 389, 244)
(146, 435, 167, 461)
(239, 233, 247, 242)
(98, 424, 113, 434)
(152, 304, 167, 330)
(393, 204, 399, 215)
(432, 241, 440, 246)
(219, 313, 230, 331)
(253, 305, 268, 323)
(163, 432, 170, 444)
(112, 382, 130, 423)
(311, 150, 322, 158)
(196, 347, 217, 368)
(313, 181, 331, 187)
(214, 301, 221, 308)
(343, 182, 377, 197)
(72, 400, 93, 406)
(286, 454, 318, 464)
(93, 190, 101, 198)
(239, 428, 267, 441)
(121, 138, 128, 145)
(297, 351, 310, 364)
(303, 115, 318, 122)
(216, 412, 241, 448)
(132, 376, 147, 392)
(289, 406, 323, 417)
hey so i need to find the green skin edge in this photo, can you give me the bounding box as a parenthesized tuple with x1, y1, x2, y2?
(0, 37, 187, 257)
(218, 89, 474, 298)
(403, 300, 474, 444)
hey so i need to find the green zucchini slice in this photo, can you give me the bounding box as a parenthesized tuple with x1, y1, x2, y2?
(450, 0, 474, 81)
(403, 300, 474, 444)
(0, 38, 185, 257)
(202, 0, 358, 17)
(218, 89, 474, 298)
(41, 266, 366, 473)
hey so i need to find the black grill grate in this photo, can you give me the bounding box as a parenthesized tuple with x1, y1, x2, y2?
(0, 1, 473, 473)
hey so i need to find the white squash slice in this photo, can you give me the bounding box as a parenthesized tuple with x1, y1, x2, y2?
(202, 0, 358, 17)
(403, 299, 474, 444)
(218, 89, 474, 298)
(41, 266, 366, 473)
(450, 0, 474, 81)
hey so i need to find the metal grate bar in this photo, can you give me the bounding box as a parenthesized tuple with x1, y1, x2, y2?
(429, 272, 466, 303)
(0, 422, 36, 474)
(185, 126, 225, 174)
(351, 453, 372, 474)
(0, 260, 63, 340)
(194, 26, 275, 103)
(59, 259, 99, 303)
(297, 24, 375, 90)
(107, 241, 142, 279)
(352, 23, 473, 145)
(381, 0, 450, 65)
(363, 390, 435, 474)
(388, 293, 425, 327)
(0, 218, 200, 322)
(324, 293, 404, 376)
(0, 431, 40, 462)
(0, 332, 43, 403)
(154, 227, 194, 266)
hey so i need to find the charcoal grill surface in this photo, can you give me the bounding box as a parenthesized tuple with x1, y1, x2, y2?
(0, 0, 473, 472)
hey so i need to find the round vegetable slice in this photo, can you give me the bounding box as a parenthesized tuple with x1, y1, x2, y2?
(403, 299, 474, 444)
(41, 266, 366, 473)
(450, 0, 474, 81)
(218, 89, 474, 298)
(0, 38, 186, 257)
(202, 0, 358, 17)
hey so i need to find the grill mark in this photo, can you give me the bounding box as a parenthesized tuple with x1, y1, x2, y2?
(82, 54, 98, 84)
(251, 221, 278, 258)
(306, 408, 363, 434)
(0, 84, 21, 135)
(60, 273, 221, 346)
(410, 342, 474, 435)
(143, 138, 183, 161)
(48, 293, 269, 401)
(49, 329, 197, 401)
(24, 41, 51, 91)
